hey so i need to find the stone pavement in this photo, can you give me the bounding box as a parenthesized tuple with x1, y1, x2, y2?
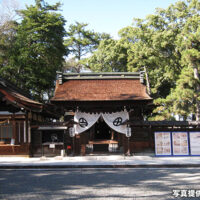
(1, 155, 200, 168)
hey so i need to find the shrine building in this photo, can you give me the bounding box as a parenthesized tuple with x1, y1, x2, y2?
(0, 77, 59, 156)
(50, 72, 153, 155)
(1, 72, 200, 157)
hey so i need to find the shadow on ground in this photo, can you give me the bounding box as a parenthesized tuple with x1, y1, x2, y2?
(0, 168, 200, 200)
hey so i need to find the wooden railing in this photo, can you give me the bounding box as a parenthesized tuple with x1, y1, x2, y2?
(88, 140, 118, 144)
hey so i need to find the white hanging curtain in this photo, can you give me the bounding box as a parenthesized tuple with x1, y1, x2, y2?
(74, 112, 101, 134)
(102, 111, 129, 134)
(74, 110, 129, 134)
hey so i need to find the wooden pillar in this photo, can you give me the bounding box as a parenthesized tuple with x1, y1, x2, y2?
(111, 130, 114, 140)
(24, 111, 30, 156)
(25, 111, 29, 144)
(90, 126, 94, 140)
(80, 144, 86, 156)
(117, 133, 122, 150)
(75, 135, 80, 155)
(123, 135, 127, 154)
(80, 133, 86, 156)
(148, 126, 152, 148)
(41, 131, 43, 157)
(12, 114, 16, 145)
(127, 137, 131, 156)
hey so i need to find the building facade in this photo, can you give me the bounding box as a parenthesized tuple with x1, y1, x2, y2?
(51, 72, 153, 155)
(2, 73, 199, 157)
(0, 77, 58, 156)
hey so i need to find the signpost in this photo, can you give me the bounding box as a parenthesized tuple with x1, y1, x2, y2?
(189, 132, 200, 156)
(172, 132, 189, 156)
(154, 132, 171, 156)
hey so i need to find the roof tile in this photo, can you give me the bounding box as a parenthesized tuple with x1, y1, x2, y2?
(51, 79, 152, 101)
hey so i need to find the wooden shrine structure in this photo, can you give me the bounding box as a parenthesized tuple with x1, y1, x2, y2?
(0, 77, 60, 156)
(1, 73, 200, 157)
(50, 72, 200, 156)
(50, 72, 154, 155)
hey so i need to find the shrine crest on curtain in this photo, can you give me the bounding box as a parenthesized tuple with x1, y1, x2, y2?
(74, 111, 129, 134)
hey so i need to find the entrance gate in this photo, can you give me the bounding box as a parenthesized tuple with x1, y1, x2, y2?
(93, 120, 111, 152)
(80, 118, 122, 154)
(74, 111, 129, 155)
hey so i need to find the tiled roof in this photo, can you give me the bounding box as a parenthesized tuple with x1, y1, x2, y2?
(0, 77, 63, 117)
(51, 72, 152, 102)
(0, 77, 42, 112)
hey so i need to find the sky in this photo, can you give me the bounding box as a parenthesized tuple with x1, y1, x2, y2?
(3, 0, 178, 38)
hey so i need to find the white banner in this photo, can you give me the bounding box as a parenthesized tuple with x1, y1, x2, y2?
(102, 111, 129, 134)
(74, 111, 129, 134)
(74, 112, 101, 134)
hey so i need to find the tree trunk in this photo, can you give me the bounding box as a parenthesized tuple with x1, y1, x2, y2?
(193, 66, 200, 121)
(144, 66, 151, 95)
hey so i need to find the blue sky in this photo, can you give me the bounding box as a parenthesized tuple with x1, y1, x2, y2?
(18, 0, 177, 38)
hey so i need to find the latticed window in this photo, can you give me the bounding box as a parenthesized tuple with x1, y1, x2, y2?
(16, 121, 25, 144)
(0, 125, 13, 143)
(0, 120, 27, 145)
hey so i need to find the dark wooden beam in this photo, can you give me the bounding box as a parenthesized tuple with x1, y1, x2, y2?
(52, 100, 152, 112)
(127, 120, 200, 128)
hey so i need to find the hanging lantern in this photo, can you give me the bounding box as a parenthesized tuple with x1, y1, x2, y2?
(126, 125, 132, 137)
(69, 127, 75, 137)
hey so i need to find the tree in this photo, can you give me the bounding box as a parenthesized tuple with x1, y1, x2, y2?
(118, 0, 200, 120)
(0, 0, 19, 77)
(65, 22, 110, 72)
(84, 38, 128, 72)
(168, 67, 196, 120)
(0, 0, 19, 26)
(62, 58, 80, 73)
(119, 8, 184, 99)
(152, 66, 196, 121)
(2, 0, 67, 101)
(174, 0, 200, 120)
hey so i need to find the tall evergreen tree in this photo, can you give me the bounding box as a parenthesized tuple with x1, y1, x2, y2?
(1, 0, 67, 101)
(118, 0, 200, 120)
(65, 22, 110, 72)
(84, 0, 199, 120)
(0, 0, 18, 80)
(175, 0, 200, 120)
(84, 38, 128, 72)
